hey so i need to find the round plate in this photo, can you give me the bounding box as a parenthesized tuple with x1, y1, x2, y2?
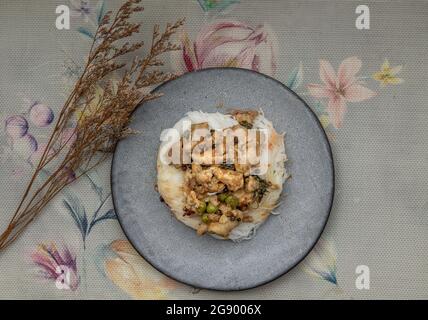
(111, 68, 334, 291)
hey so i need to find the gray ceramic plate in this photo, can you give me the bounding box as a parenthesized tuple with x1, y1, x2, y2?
(111, 68, 334, 291)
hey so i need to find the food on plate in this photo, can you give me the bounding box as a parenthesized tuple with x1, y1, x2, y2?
(157, 109, 287, 241)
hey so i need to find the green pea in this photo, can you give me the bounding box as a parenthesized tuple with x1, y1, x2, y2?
(206, 203, 218, 214)
(225, 196, 239, 209)
(201, 214, 209, 223)
(197, 202, 207, 214)
(218, 193, 228, 202)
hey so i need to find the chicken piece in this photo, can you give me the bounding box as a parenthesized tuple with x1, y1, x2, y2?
(245, 176, 260, 192)
(206, 177, 226, 193)
(187, 190, 203, 208)
(193, 164, 213, 184)
(206, 195, 220, 206)
(231, 110, 259, 127)
(231, 209, 244, 221)
(207, 213, 220, 222)
(185, 170, 195, 184)
(218, 203, 232, 216)
(208, 220, 239, 237)
(212, 167, 244, 191)
(191, 163, 202, 173)
(233, 189, 254, 207)
(235, 163, 251, 176)
(219, 214, 229, 224)
(197, 223, 208, 236)
(193, 184, 208, 195)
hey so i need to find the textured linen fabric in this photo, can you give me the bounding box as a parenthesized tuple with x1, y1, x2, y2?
(0, 0, 427, 299)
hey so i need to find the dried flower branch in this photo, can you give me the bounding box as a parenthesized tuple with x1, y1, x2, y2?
(0, 0, 184, 250)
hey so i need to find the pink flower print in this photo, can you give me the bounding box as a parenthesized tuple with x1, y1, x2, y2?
(173, 20, 278, 76)
(31, 243, 79, 291)
(308, 57, 376, 128)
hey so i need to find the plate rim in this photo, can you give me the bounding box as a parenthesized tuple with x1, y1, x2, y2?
(110, 67, 335, 291)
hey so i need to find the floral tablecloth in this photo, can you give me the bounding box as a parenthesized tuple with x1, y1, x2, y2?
(1, 0, 427, 299)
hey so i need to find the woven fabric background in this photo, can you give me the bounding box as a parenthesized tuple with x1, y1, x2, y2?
(0, 0, 427, 299)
